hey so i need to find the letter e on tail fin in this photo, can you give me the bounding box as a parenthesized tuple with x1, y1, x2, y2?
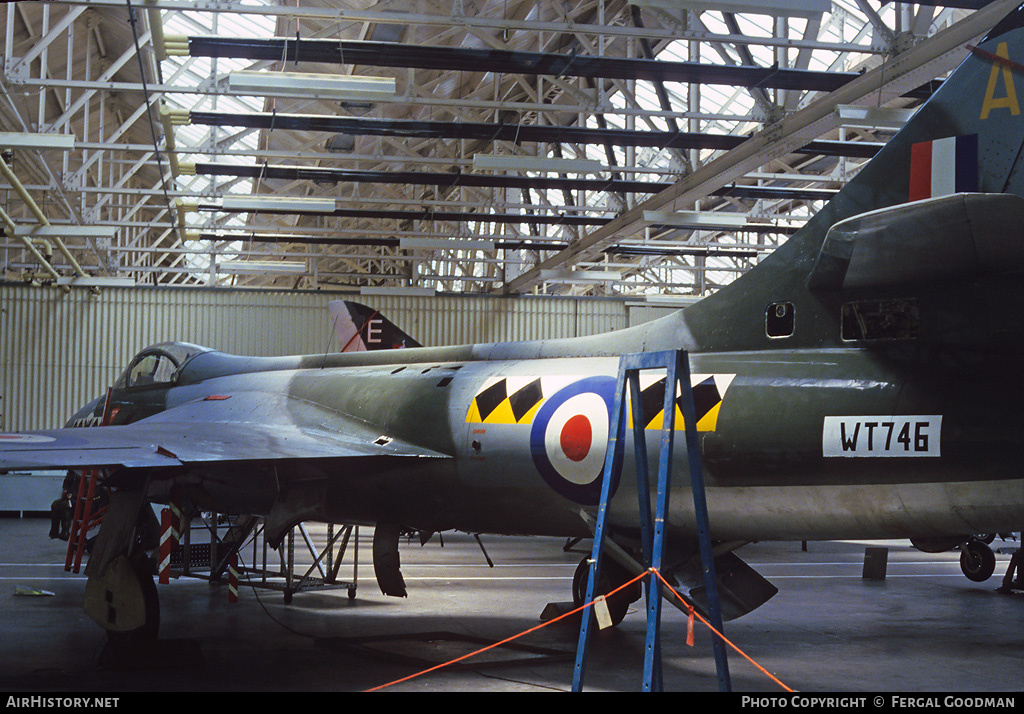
(327, 300, 422, 352)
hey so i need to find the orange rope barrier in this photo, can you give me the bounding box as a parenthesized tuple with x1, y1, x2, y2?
(363, 571, 646, 692)
(363, 567, 792, 692)
(652, 569, 794, 693)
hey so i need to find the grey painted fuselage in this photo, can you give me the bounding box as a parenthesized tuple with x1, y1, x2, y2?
(122, 311, 1021, 545)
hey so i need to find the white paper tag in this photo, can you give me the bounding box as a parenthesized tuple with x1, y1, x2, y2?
(593, 595, 613, 629)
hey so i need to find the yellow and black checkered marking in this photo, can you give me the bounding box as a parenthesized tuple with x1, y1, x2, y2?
(466, 373, 734, 430)
(630, 373, 734, 432)
(465, 377, 551, 425)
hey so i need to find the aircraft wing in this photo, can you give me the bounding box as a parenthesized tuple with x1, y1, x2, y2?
(0, 390, 449, 472)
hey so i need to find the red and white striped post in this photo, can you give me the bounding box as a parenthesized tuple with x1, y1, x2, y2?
(159, 507, 174, 584)
(228, 553, 239, 603)
(168, 498, 181, 538)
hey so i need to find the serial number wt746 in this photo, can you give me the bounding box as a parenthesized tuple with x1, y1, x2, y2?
(822, 416, 942, 458)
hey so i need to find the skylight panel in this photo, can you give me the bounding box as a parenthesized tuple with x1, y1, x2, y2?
(729, 13, 775, 41)
(216, 11, 277, 39)
(157, 2, 277, 281)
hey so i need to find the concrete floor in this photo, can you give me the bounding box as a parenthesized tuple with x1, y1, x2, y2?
(0, 515, 1021, 694)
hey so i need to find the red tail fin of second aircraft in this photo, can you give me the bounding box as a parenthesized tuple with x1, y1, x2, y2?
(328, 300, 422, 352)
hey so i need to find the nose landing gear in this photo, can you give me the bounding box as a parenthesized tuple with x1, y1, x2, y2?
(959, 539, 997, 582)
(571, 557, 642, 628)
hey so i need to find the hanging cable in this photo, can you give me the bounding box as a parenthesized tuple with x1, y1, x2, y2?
(125, 0, 180, 243)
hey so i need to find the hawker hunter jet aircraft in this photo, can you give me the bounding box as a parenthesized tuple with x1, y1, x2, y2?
(4, 4, 1024, 645)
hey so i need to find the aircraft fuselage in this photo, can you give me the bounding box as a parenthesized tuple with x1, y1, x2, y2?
(120, 345, 1024, 545)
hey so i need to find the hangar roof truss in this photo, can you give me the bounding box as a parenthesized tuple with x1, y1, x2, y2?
(0, 0, 997, 297)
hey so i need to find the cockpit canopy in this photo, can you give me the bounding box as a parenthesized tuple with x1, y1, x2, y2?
(112, 342, 214, 390)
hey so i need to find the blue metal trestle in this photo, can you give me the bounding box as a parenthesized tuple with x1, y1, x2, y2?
(571, 349, 731, 692)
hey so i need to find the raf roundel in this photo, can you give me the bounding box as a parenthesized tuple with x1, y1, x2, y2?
(0, 434, 56, 443)
(529, 376, 617, 504)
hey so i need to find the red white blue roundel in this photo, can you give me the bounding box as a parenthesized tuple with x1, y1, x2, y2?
(530, 376, 618, 504)
(0, 433, 55, 443)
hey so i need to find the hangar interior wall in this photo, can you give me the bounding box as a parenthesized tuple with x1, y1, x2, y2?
(1, 284, 636, 431)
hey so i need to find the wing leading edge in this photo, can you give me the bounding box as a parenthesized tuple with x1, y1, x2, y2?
(0, 390, 450, 472)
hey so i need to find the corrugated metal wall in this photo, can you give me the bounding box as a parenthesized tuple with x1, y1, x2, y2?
(1, 284, 630, 431)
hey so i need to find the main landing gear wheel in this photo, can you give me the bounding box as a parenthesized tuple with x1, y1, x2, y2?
(571, 557, 641, 628)
(93, 555, 162, 668)
(960, 540, 997, 582)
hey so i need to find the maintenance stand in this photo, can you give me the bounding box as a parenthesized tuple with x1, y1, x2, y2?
(572, 349, 731, 692)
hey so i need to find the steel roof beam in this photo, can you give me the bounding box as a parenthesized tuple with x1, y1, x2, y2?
(187, 112, 882, 157)
(185, 36, 869, 94)
(502, 0, 1015, 293)
(187, 231, 769, 257)
(192, 162, 840, 201)
(195, 161, 668, 194)
(201, 203, 614, 227)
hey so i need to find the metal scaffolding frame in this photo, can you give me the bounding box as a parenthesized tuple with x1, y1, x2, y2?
(170, 512, 360, 603)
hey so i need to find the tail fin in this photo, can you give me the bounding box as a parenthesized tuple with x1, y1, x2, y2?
(328, 300, 422, 352)
(677, 4, 1024, 352)
(809, 6, 1024, 227)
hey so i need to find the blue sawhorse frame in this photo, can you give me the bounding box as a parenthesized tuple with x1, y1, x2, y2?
(571, 349, 731, 692)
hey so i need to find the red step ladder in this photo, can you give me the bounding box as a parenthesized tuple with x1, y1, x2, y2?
(65, 388, 113, 573)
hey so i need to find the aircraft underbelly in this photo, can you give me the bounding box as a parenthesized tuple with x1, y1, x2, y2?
(310, 459, 1024, 542)
(656, 479, 1024, 541)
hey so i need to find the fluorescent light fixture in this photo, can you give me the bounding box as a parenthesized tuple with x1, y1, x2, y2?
(229, 71, 396, 100)
(360, 286, 436, 297)
(472, 154, 605, 173)
(643, 294, 701, 306)
(835, 105, 917, 131)
(11, 225, 117, 239)
(539, 268, 622, 282)
(643, 211, 747, 229)
(219, 260, 306, 274)
(221, 195, 336, 214)
(399, 237, 496, 251)
(0, 132, 76, 151)
(629, 0, 829, 18)
(571, 270, 622, 282)
(55, 276, 136, 288)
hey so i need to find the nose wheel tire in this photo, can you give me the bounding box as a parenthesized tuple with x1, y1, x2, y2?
(571, 557, 640, 628)
(960, 540, 996, 582)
